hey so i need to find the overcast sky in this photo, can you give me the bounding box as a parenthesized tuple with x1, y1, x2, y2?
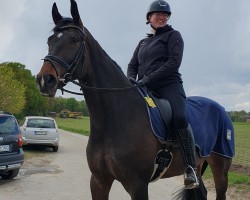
(0, 0, 249, 111)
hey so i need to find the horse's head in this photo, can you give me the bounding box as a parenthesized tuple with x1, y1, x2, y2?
(36, 0, 85, 97)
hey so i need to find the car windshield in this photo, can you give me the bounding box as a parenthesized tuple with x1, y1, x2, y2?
(27, 119, 56, 128)
(0, 116, 18, 134)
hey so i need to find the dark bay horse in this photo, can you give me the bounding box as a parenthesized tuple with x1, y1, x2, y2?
(36, 0, 234, 199)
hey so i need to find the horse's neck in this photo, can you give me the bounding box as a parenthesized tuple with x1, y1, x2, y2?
(81, 31, 147, 133)
(84, 30, 129, 88)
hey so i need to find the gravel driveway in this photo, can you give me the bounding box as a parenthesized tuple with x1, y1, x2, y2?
(0, 130, 217, 200)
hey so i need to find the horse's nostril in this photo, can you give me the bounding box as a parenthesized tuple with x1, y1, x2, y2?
(44, 74, 57, 87)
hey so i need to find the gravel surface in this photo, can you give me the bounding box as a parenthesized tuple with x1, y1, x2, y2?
(0, 130, 219, 200)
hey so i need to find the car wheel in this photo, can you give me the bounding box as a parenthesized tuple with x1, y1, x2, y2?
(0, 169, 20, 179)
(52, 146, 59, 152)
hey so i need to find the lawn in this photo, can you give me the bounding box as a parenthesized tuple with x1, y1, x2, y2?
(233, 122, 250, 167)
(55, 116, 90, 135)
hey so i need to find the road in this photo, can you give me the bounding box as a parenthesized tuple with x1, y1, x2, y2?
(0, 130, 216, 200)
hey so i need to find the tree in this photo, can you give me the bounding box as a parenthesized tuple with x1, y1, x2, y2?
(47, 96, 89, 116)
(0, 62, 89, 117)
(227, 110, 248, 122)
(80, 100, 89, 116)
(1, 62, 49, 117)
(0, 66, 25, 114)
(50, 97, 67, 113)
(66, 98, 79, 111)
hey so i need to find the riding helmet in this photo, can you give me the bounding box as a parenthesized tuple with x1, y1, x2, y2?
(146, 0, 171, 21)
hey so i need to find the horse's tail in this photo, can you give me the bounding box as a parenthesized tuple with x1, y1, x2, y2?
(201, 160, 208, 176)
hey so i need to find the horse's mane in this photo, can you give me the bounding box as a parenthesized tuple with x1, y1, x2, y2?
(83, 26, 124, 75)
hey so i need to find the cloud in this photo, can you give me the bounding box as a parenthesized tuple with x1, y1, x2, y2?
(0, 0, 249, 112)
(188, 82, 250, 111)
(232, 102, 250, 112)
(0, 0, 26, 60)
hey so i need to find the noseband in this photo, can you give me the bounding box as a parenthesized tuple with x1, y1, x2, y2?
(43, 25, 86, 85)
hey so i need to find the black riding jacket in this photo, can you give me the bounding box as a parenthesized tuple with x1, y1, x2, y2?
(127, 25, 184, 89)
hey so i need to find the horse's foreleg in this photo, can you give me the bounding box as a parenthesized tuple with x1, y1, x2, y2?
(90, 174, 114, 200)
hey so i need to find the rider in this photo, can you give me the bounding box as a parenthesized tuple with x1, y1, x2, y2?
(127, 0, 199, 189)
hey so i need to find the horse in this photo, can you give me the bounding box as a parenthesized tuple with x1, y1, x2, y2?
(36, 0, 234, 199)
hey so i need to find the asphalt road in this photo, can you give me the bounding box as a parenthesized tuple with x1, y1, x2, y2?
(0, 130, 216, 200)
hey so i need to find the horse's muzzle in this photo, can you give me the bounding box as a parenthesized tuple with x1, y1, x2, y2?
(36, 74, 58, 97)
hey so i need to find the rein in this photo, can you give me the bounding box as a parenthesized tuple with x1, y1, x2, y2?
(61, 81, 139, 96)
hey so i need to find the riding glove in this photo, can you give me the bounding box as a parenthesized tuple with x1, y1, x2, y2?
(138, 75, 151, 86)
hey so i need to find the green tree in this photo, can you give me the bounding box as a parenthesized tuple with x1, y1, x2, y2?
(66, 98, 78, 111)
(227, 110, 248, 122)
(51, 97, 67, 112)
(1, 62, 49, 117)
(80, 100, 89, 116)
(48, 96, 89, 116)
(0, 66, 25, 114)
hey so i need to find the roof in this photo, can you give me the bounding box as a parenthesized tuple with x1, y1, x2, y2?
(0, 111, 13, 115)
(25, 116, 55, 120)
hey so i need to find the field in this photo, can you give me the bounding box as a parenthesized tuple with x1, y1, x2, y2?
(233, 123, 250, 168)
(55, 117, 90, 135)
(55, 117, 250, 190)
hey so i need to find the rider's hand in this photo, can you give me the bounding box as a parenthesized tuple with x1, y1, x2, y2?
(138, 76, 151, 86)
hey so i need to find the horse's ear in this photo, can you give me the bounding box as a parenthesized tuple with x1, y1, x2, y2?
(52, 2, 63, 25)
(70, 0, 83, 27)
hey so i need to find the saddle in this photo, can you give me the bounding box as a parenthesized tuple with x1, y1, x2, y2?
(148, 91, 173, 134)
(136, 85, 175, 142)
(135, 85, 176, 182)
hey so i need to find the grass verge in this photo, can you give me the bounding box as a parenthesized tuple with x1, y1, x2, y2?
(55, 117, 90, 135)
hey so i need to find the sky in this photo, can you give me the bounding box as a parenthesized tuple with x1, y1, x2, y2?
(0, 0, 250, 112)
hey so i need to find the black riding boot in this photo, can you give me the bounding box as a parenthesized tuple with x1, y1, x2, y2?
(175, 126, 199, 189)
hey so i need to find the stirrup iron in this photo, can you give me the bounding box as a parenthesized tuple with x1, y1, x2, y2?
(184, 165, 199, 189)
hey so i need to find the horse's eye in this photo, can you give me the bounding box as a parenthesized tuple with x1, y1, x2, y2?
(47, 35, 53, 45)
(71, 37, 79, 43)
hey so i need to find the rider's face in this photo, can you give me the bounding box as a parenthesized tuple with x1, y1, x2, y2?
(149, 12, 169, 29)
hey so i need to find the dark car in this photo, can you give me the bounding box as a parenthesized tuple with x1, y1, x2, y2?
(0, 111, 24, 179)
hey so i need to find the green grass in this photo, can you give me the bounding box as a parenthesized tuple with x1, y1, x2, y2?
(55, 117, 90, 135)
(228, 172, 250, 185)
(203, 166, 250, 185)
(233, 122, 250, 167)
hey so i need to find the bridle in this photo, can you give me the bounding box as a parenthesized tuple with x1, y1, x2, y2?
(43, 25, 86, 95)
(42, 25, 138, 95)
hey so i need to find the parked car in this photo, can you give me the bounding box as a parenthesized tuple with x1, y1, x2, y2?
(0, 111, 24, 179)
(20, 116, 59, 152)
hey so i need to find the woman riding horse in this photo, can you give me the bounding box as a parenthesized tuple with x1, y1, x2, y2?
(127, 0, 198, 189)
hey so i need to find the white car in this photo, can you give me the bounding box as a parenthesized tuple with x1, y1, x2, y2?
(20, 116, 59, 152)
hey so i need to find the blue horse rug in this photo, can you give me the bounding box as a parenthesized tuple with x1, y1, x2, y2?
(137, 87, 235, 158)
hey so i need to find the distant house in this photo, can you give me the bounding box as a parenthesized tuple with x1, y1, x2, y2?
(247, 117, 250, 123)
